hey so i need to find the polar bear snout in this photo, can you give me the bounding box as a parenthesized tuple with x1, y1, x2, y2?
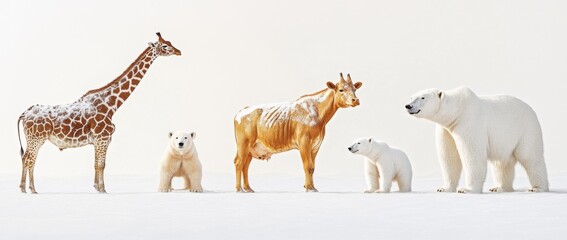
(178, 142, 185, 147)
(405, 104, 412, 109)
(348, 144, 359, 153)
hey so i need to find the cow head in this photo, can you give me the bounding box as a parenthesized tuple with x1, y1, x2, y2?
(326, 73, 363, 108)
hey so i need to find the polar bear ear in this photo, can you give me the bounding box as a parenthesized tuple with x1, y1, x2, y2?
(368, 137, 373, 143)
(190, 132, 196, 139)
(168, 132, 173, 138)
(326, 81, 337, 90)
(438, 91, 443, 98)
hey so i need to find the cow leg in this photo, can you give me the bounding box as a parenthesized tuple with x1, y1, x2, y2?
(234, 140, 251, 193)
(299, 139, 318, 192)
(242, 153, 254, 192)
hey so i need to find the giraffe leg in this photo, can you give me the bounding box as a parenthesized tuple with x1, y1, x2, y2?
(23, 137, 46, 194)
(20, 151, 28, 193)
(93, 140, 109, 193)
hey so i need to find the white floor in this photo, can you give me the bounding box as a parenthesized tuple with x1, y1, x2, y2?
(1, 174, 566, 240)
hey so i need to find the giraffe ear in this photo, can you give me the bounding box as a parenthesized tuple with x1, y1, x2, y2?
(168, 132, 173, 138)
(148, 42, 156, 48)
(190, 132, 196, 139)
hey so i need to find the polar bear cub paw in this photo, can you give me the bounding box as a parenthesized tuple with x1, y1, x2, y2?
(436, 187, 456, 192)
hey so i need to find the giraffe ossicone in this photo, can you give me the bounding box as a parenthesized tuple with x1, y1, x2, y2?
(17, 32, 181, 193)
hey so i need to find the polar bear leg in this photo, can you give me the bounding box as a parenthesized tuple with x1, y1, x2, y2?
(516, 151, 549, 192)
(159, 160, 181, 192)
(489, 160, 515, 192)
(364, 159, 380, 193)
(375, 168, 392, 193)
(396, 171, 412, 192)
(454, 135, 487, 194)
(436, 126, 462, 192)
(182, 160, 203, 193)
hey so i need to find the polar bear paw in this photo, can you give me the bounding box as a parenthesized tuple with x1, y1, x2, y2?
(364, 189, 378, 193)
(159, 188, 172, 193)
(436, 187, 456, 192)
(189, 188, 203, 193)
(489, 187, 504, 193)
(528, 187, 547, 192)
(374, 190, 390, 193)
(458, 188, 482, 194)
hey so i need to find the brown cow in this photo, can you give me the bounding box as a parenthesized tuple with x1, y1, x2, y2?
(233, 73, 363, 192)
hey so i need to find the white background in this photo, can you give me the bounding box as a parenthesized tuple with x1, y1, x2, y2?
(1, 0, 566, 186)
(2, 1, 567, 239)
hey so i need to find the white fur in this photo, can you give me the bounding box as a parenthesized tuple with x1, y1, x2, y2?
(158, 131, 203, 193)
(349, 137, 412, 193)
(406, 87, 549, 193)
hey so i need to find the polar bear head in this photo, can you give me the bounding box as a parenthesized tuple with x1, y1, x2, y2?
(348, 137, 375, 156)
(405, 88, 443, 119)
(168, 131, 196, 154)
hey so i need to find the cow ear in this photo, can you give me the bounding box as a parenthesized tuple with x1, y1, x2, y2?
(327, 81, 336, 90)
(190, 132, 196, 139)
(438, 91, 443, 98)
(354, 82, 362, 89)
(168, 132, 173, 138)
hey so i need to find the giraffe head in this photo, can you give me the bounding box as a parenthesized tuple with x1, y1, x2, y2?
(149, 32, 181, 56)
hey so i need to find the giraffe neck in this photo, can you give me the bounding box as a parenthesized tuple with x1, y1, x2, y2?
(80, 46, 159, 115)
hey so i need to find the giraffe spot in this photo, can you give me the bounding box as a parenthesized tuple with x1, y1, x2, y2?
(78, 135, 87, 142)
(132, 79, 140, 85)
(95, 113, 105, 121)
(138, 62, 144, 69)
(113, 87, 120, 94)
(116, 99, 124, 108)
(133, 66, 138, 73)
(127, 71, 133, 78)
(107, 96, 116, 105)
(38, 124, 44, 132)
(145, 64, 150, 69)
(63, 118, 71, 125)
(135, 72, 143, 79)
(97, 105, 109, 113)
(121, 83, 130, 90)
(145, 57, 151, 62)
(119, 92, 129, 101)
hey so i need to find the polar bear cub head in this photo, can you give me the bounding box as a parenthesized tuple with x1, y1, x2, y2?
(348, 137, 375, 156)
(168, 131, 196, 154)
(405, 88, 443, 118)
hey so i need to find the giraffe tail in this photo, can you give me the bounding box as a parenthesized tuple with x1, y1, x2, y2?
(17, 115, 24, 158)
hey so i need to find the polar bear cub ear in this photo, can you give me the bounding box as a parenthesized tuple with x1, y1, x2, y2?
(438, 90, 443, 98)
(368, 137, 373, 143)
(168, 131, 173, 138)
(190, 132, 196, 139)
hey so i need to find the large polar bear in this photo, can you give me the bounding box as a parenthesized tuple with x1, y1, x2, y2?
(405, 87, 549, 193)
(348, 137, 413, 193)
(159, 131, 203, 193)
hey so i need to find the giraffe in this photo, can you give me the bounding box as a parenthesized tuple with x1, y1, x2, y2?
(17, 32, 181, 193)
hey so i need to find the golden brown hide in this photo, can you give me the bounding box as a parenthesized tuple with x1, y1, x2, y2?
(233, 73, 363, 192)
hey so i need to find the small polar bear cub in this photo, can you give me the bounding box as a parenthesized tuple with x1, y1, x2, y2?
(348, 137, 413, 193)
(159, 131, 203, 193)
